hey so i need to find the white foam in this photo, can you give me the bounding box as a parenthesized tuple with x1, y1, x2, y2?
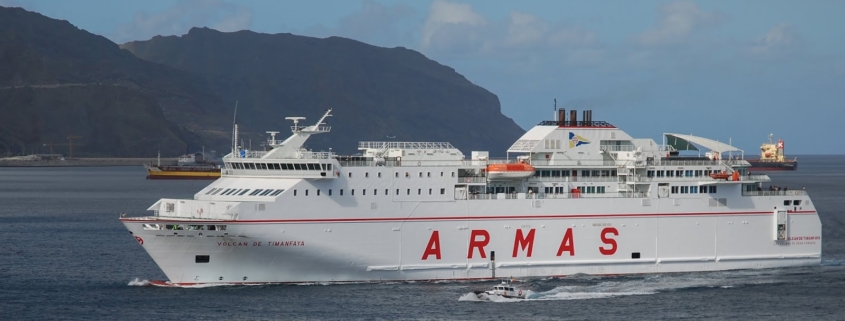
(127, 278, 150, 286)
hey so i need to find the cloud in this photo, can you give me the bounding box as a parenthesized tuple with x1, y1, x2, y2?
(635, 0, 724, 46)
(304, 0, 415, 46)
(421, 0, 598, 56)
(112, 0, 252, 43)
(750, 24, 803, 55)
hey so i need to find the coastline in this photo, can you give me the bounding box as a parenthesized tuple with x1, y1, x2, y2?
(0, 157, 179, 167)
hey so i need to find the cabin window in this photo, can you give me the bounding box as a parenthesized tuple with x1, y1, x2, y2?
(794, 200, 801, 205)
(784, 200, 791, 206)
(340, 189, 344, 196)
(690, 186, 699, 193)
(440, 188, 445, 195)
(597, 186, 606, 194)
(419, 172, 423, 178)
(349, 172, 352, 178)
(305, 190, 309, 196)
(374, 189, 377, 195)
(429, 188, 432, 195)
(351, 189, 355, 196)
(656, 171, 665, 177)
(581, 170, 590, 177)
(427, 172, 431, 177)
(378, 172, 382, 178)
(362, 189, 366, 195)
(293, 190, 297, 196)
(671, 186, 679, 194)
(328, 189, 332, 196)
(365, 172, 369, 178)
(385, 189, 388, 195)
(451, 172, 455, 177)
(675, 170, 683, 177)
(405, 172, 409, 177)
(195, 255, 210, 263)
(708, 186, 717, 193)
(395, 172, 399, 178)
(317, 189, 321, 196)
(407, 189, 410, 195)
(418, 189, 422, 195)
(680, 186, 689, 194)
(440, 172, 444, 177)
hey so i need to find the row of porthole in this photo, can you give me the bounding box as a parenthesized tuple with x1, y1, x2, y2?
(292, 188, 448, 196)
(348, 171, 456, 178)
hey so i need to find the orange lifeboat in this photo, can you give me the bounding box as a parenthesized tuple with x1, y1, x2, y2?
(709, 171, 739, 181)
(487, 163, 536, 180)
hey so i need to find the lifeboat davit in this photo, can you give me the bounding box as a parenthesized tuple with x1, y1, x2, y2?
(487, 163, 536, 180)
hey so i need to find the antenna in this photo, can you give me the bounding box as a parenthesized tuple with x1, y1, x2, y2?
(286, 116, 306, 132)
(266, 131, 280, 147)
(232, 100, 239, 157)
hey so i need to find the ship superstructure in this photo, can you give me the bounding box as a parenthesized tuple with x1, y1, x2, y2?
(121, 109, 821, 285)
(747, 134, 798, 171)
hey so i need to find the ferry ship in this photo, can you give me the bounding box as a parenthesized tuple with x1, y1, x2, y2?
(121, 109, 821, 285)
(144, 152, 221, 179)
(746, 134, 798, 172)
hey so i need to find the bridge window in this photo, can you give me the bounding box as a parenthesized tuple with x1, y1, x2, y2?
(783, 200, 791, 206)
(270, 189, 284, 196)
(205, 188, 218, 195)
(238, 189, 250, 196)
(272, 163, 281, 170)
(250, 189, 263, 196)
(261, 189, 274, 196)
(794, 200, 801, 205)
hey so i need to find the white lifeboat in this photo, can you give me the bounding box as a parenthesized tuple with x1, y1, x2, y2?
(486, 163, 535, 180)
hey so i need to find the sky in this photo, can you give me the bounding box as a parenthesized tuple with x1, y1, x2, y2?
(2, 0, 844, 155)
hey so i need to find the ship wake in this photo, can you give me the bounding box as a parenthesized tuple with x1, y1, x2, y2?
(460, 269, 794, 302)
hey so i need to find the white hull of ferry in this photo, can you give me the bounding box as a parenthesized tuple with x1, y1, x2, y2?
(121, 108, 822, 285)
(122, 196, 821, 285)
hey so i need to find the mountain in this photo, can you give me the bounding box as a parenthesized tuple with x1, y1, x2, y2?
(122, 27, 524, 155)
(1, 6, 524, 158)
(0, 6, 230, 156)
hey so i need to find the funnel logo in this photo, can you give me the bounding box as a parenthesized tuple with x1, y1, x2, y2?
(569, 132, 590, 148)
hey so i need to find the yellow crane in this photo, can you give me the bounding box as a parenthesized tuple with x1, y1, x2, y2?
(43, 135, 84, 159)
(67, 135, 82, 159)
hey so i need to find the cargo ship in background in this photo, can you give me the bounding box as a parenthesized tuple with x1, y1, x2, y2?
(121, 108, 820, 285)
(145, 152, 221, 179)
(746, 134, 797, 172)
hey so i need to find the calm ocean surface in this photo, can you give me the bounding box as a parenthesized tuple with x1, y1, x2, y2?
(1, 156, 844, 320)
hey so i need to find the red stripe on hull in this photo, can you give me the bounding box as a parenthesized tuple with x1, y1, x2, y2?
(121, 210, 817, 224)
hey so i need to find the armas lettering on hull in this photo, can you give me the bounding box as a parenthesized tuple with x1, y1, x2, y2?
(421, 227, 618, 260)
